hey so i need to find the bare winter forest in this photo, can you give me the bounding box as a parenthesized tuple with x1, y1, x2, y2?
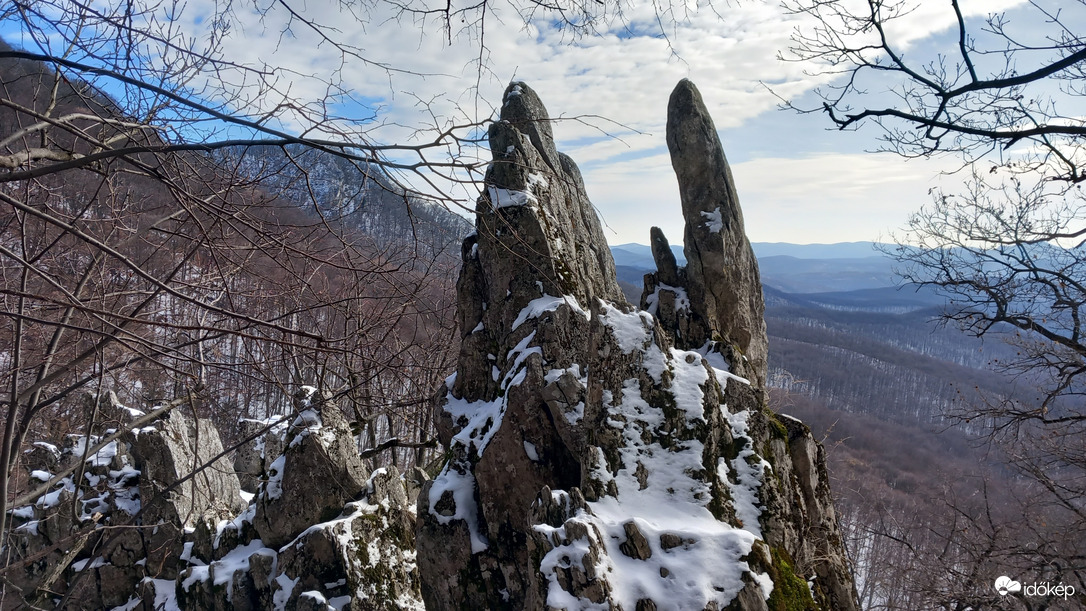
(2, 0, 1085, 608)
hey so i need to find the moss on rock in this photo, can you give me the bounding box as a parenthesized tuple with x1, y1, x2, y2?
(766, 546, 817, 611)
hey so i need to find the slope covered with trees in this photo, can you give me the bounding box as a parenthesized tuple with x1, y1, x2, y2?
(0, 43, 468, 601)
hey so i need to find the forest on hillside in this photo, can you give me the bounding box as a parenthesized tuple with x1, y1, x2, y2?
(0, 38, 466, 496)
(764, 286, 1083, 609)
(3, 0, 1086, 608)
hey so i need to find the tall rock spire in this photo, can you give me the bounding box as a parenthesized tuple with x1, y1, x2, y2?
(655, 78, 768, 388)
(416, 80, 858, 611)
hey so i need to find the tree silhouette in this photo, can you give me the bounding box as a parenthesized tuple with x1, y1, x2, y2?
(784, 1, 1086, 604)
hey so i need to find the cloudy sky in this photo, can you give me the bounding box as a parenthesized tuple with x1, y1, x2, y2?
(4, 0, 1059, 244)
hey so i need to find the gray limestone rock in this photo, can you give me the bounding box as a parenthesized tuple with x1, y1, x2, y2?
(21, 441, 60, 477)
(3, 486, 85, 605)
(85, 389, 145, 428)
(131, 409, 247, 526)
(233, 417, 287, 493)
(661, 79, 769, 389)
(764, 414, 860, 610)
(273, 467, 422, 610)
(176, 544, 277, 611)
(448, 82, 626, 406)
(130, 408, 246, 578)
(648, 80, 857, 610)
(6, 402, 246, 608)
(253, 387, 370, 549)
(162, 400, 424, 611)
(649, 226, 681, 287)
(416, 79, 858, 611)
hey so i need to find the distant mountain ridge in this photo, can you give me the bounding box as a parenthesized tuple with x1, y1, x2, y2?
(611, 241, 898, 294)
(609, 244, 1005, 427)
(610, 242, 687, 269)
(612, 240, 885, 265)
(751, 241, 883, 259)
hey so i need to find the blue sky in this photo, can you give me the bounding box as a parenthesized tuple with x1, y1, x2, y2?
(4, 0, 1069, 244)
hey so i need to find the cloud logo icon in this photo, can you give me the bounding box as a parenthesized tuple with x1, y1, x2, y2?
(995, 576, 1022, 596)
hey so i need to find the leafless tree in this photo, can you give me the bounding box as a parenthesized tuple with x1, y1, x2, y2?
(0, 0, 484, 583)
(783, 0, 1086, 605)
(782, 0, 1085, 182)
(0, 0, 664, 599)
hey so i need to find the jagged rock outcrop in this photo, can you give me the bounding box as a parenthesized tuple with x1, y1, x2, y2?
(4, 395, 245, 609)
(416, 80, 858, 610)
(8, 388, 426, 610)
(177, 463, 422, 611)
(272, 467, 421, 609)
(131, 406, 248, 577)
(647, 80, 768, 388)
(252, 387, 370, 549)
(175, 389, 425, 610)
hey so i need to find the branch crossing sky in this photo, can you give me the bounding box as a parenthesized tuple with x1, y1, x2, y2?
(6, 0, 1066, 244)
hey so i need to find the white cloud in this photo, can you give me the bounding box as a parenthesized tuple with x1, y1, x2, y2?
(176, 0, 1044, 245)
(578, 148, 973, 246)
(729, 153, 966, 244)
(5, 0, 1038, 244)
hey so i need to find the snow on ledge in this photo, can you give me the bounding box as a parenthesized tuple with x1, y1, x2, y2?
(428, 465, 488, 553)
(598, 302, 654, 354)
(723, 409, 772, 539)
(643, 283, 691, 316)
(487, 186, 536, 209)
(513, 294, 589, 330)
(701, 208, 724, 233)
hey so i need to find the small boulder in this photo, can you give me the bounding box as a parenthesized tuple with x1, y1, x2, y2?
(129, 408, 246, 578)
(252, 387, 369, 549)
